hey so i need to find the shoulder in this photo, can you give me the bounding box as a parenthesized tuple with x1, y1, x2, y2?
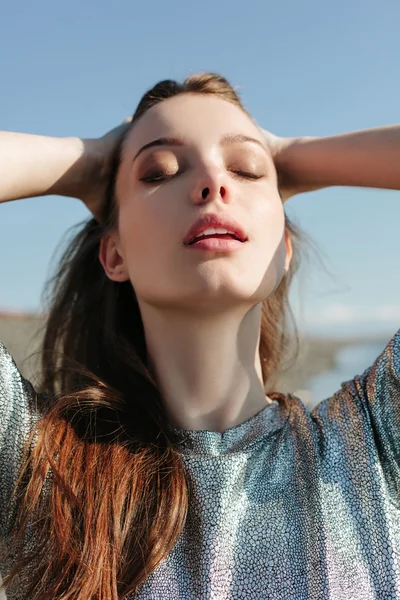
(0, 341, 39, 446)
(310, 329, 400, 503)
(0, 342, 46, 537)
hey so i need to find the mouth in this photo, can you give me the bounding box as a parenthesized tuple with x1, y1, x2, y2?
(187, 234, 245, 252)
(183, 213, 248, 249)
(187, 228, 244, 245)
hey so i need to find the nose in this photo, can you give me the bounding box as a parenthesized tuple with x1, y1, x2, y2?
(190, 164, 231, 206)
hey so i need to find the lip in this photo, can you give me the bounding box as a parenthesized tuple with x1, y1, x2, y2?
(183, 213, 248, 246)
(187, 237, 244, 252)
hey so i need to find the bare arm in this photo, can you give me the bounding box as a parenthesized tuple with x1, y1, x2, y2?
(267, 125, 400, 201)
(0, 133, 91, 202)
(0, 121, 131, 218)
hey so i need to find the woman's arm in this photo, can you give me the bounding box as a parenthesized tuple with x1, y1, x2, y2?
(0, 121, 131, 218)
(269, 125, 400, 201)
(0, 132, 87, 203)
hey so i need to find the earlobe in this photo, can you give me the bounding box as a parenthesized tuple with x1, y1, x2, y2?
(284, 229, 293, 273)
(99, 233, 130, 283)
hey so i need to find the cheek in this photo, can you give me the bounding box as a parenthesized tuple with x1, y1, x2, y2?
(116, 197, 178, 289)
(115, 167, 166, 256)
(251, 192, 285, 254)
(117, 199, 165, 252)
(247, 193, 287, 296)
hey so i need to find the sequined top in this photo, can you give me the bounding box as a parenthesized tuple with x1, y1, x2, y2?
(1, 331, 400, 600)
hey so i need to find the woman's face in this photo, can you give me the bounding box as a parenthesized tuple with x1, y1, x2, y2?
(100, 93, 291, 313)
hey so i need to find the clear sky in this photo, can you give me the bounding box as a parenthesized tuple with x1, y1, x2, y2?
(1, 0, 399, 337)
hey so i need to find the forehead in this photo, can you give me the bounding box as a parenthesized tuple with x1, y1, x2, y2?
(123, 94, 264, 157)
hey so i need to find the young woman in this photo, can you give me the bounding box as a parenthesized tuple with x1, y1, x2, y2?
(0, 72, 399, 600)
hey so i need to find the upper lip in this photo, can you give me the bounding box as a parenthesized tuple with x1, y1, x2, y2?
(183, 213, 248, 246)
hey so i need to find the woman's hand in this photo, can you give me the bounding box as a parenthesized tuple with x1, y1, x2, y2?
(79, 118, 132, 220)
(260, 128, 324, 202)
(0, 119, 132, 220)
(261, 125, 400, 201)
(260, 129, 304, 202)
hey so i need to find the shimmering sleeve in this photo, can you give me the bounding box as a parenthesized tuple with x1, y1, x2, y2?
(354, 328, 400, 501)
(0, 342, 37, 537)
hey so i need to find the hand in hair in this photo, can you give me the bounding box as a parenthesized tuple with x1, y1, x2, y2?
(260, 128, 302, 203)
(262, 124, 400, 201)
(80, 117, 132, 221)
(0, 118, 132, 221)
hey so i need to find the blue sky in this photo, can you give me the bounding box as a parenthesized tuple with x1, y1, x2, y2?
(0, 0, 399, 337)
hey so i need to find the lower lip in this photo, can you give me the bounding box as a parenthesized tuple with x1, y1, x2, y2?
(186, 237, 245, 252)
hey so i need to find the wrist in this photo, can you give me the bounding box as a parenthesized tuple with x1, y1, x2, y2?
(49, 136, 86, 198)
(273, 136, 318, 198)
(77, 137, 105, 200)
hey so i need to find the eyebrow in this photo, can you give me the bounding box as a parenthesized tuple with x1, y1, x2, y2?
(132, 134, 268, 163)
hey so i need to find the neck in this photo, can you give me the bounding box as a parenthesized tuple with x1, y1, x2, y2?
(139, 302, 272, 433)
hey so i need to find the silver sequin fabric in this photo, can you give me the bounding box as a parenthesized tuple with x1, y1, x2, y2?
(1, 331, 400, 599)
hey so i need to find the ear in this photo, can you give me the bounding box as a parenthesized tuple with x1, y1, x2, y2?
(284, 228, 293, 273)
(99, 232, 130, 283)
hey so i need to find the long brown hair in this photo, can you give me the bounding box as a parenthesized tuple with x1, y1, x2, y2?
(1, 73, 303, 599)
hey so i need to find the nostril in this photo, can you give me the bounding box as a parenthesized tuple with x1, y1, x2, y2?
(220, 186, 226, 198)
(202, 187, 209, 199)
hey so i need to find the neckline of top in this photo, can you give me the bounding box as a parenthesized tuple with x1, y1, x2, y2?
(166, 393, 290, 456)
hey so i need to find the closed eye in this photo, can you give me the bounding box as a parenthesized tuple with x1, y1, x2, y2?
(140, 170, 264, 184)
(139, 172, 176, 183)
(230, 170, 264, 180)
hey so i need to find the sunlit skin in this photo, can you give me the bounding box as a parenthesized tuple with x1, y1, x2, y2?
(99, 94, 292, 432)
(1, 101, 399, 433)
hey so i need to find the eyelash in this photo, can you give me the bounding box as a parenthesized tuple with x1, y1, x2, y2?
(140, 170, 263, 184)
(140, 173, 173, 183)
(234, 171, 263, 180)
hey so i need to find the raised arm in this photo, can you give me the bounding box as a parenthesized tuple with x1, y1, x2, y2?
(0, 121, 131, 218)
(265, 125, 400, 201)
(0, 132, 87, 203)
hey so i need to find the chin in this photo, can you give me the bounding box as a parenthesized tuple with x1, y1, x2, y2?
(135, 266, 281, 311)
(163, 281, 274, 313)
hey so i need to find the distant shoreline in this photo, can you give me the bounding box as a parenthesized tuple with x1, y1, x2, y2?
(0, 312, 391, 404)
